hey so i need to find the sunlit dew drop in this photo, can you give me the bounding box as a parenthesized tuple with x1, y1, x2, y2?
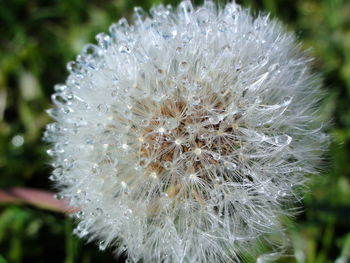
(133, 7, 146, 24)
(119, 44, 132, 54)
(274, 135, 292, 146)
(213, 153, 221, 161)
(96, 32, 111, 49)
(156, 68, 166, 80)
(209, 116, 222, 125)
(96, 207, 103, 216)
(194, 148, 202, 155)
(189, 95, 201, 106)
(150, 172, 158, 179)
(196, 8, 210, 25)
(163, 161, 172, 170)
(155, 22, 178, 40)
(82, 44, 101, 60)
(97, 104, 108, 113)
(226, 162, 237, 171)
(188, 173, 197, 180)
(268, 63, 280, 73)
(121, 181, 128, 189)
(175, 138, 182, 145)
(66, 61, 81, 75)
(179, 0, 194, 22)
(141, 119, 150, 127)
(166, 118, 178, 129)
(99, 240, 108, 251)
(179, 61, 190, 72)
(257, 55, 268, 66)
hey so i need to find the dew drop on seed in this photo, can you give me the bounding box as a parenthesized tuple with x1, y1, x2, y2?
(98, 241, 107, 251)
(209, 116, 220, 125)
(191, 96, 201, 105)
(163, 161, 172, 170)
(155, 22, 178, 40)
(196, 8, 210, 25)
(95, 33, 111, 49)
(179, 1, 194, 18)
(268, 63, 280, 73)
(194, 148, 202, 155)
(156, 68, 165, 80)
(119, 44, 131, 54)
(257, 55, 268, 66)
(97, 104, 108, 113)
(226, 162, 237, 171)
(96, 207, 103, 216)
(213, 153, 221, 161)
(179, 61, 190, 72)
(133, 7, 145, 24)
(274, 135, 292, 146)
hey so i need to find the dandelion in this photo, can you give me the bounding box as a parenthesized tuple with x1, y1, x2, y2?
(45, 1, 328, 262)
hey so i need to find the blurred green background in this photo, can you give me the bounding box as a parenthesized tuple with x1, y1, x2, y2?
(0, 0, 349, 262)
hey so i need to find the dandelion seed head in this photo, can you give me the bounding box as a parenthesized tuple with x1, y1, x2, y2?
(45, 1, 328, 262)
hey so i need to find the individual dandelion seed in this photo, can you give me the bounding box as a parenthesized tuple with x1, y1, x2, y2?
(44, 0, 328, 262)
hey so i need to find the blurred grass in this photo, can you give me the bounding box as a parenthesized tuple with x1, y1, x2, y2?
(0, 0, 349, 262)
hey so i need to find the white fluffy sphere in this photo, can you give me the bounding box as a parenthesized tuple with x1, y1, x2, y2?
(45, 1, 327, 262)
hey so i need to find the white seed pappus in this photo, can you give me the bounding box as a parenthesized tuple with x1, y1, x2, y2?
(45, 1, 328, 262)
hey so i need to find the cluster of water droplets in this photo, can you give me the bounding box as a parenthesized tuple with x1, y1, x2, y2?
(45, 1, 327, 262)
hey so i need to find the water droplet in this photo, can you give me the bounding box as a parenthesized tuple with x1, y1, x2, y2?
(194, 148, 202, 155)
(141, 119, 150, 127)
(226, 162, 237, 171)
(188, 173, 197, 180)
(133, 7, 146, 25)
(98, 240, 108, 251)
(95, 33, 111, 49)
(53, 193, 64, 200)
(208, 116, 221, 125)
(235, 60, 242, 71)
(179, 61, 190, 72)
(150, 172, 158, 179)
(282, 96, 293, 106)
(196, 8, 210, 25)
(274, 135, 292, 147)
(78, 44, 102, 68)
(161, 192, 169, 198)
(257, 55, 268, 66)
(51, 94, 69, 106)
(158, 127, 165, 133)
(165, 118, 178, 130)
(67, 61, 84, 76)
(156, 68, 165, 80)
(97, 104, 108, 113)
(96, 207, 103, 216)
(213, 153, 221, 161)
(179, 0, 194, 21)
(268, 63, 280, 73)
(204, 0, 215, 12)
(175, 138, 182, 145)
(76, 211, 84, 219)
(119, 44, 131, 54)
(154, 22, 177, 40)
(163, 161, 172, 170)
